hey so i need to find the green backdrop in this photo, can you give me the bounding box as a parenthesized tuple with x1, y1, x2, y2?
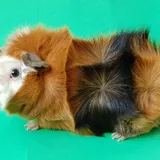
(0, 0, 160, 160)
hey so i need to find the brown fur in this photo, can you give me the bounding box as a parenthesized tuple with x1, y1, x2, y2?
(133, 39, 160, 118)
(115, 33, 160, 138)
(5, 26, 75, 132)
(66, 33, 138, 136)
(67, 31, 160, 139)
(115, 116, 159, 139)
(67, 37, 110, 116)
(67, 37, 110, 68)
(66, 37, 115, 135)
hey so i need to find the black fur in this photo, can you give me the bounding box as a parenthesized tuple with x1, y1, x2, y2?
(73, 31, 147, 136)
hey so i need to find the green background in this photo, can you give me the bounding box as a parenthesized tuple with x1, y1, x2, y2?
(0, 0, 160, 159)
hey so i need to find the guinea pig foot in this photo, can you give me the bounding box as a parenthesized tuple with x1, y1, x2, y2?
(24, 120, 39, 131)
(112, 132, 126, 142)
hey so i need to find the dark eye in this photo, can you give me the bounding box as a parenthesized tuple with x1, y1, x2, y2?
(10, 69, 20, 78)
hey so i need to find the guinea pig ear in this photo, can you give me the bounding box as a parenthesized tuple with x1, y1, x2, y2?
(21, 53, 49, 72)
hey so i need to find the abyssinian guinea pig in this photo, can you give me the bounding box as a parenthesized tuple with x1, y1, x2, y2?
(1, 26, 160, 141)
(0, 26, 75, 132)
(1, 26, 139, 139)
(66, 30, 160, 141)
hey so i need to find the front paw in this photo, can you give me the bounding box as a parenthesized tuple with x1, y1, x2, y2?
(24, 120, 40, 131)
(112, 132, 126, 142)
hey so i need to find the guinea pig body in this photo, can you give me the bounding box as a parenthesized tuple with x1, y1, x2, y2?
(0, 26, 75, 132)
(67, 30, 160, 141)
(114, 31, 160, 141)
(66, 33, 141, 137)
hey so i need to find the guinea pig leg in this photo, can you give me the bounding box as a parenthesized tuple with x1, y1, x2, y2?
(24, 119, 40, 131)
(112, 132, 138, 142)
(112, 132, 126, 142)
(38, 118, 75, 132)
(37, 103, 75, 132)
(112, 116, 158, 142)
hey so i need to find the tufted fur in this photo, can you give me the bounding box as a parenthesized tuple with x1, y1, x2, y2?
(112, 30, 160, 140)
(67, 32, 141, 136)
(4, 26, 75, 132)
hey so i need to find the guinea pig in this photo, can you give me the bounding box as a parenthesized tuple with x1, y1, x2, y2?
(0, 26, 75, 132)
(66, 30, 160, 141)
(2, 26, 159, 141)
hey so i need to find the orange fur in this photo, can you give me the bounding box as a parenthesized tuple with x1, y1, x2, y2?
(67, 32, 160, 139)
(115, 34, 160, 139)
(66, 37, 112, 135)
(66, 37, 110, 116)
(5, 26, 75, 132)
(132, 39, 160, 119)
(67, 37, 110, 69)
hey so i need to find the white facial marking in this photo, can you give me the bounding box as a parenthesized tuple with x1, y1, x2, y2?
(0, 55, 36, 110)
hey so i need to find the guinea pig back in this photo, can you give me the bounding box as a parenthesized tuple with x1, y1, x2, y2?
(66, 32, 140, 136)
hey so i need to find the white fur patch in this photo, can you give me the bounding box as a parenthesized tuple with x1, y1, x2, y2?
(0, 55, 19, 63)
(0, 55, 35, 109)
(8, 26, 31, 41)
(3, 26, 31, 54)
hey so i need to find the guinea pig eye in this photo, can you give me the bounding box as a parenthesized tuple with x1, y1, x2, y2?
(10, 69, 20, 78)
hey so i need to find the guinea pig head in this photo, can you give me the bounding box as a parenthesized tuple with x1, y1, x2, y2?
(0, 26, 73, 122)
